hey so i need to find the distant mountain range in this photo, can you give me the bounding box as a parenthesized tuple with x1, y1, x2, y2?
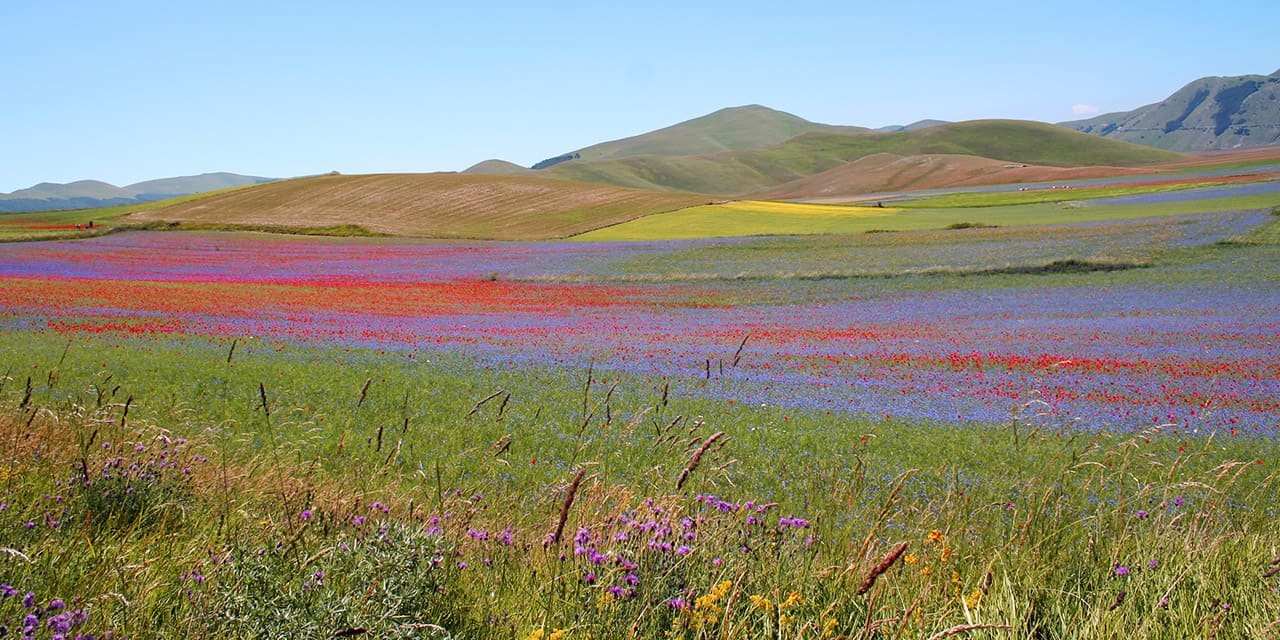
(0, 172, 274, 213)
(14, 70, 1276, 213)
(1061, 69, 1280, 151)
(467, 105, 1183, 196)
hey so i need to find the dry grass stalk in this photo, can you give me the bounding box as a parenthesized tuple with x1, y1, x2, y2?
(857, 541, 908, 595)
(466, 389, 505, 419)
(676, 431, 726, 490)
(546, 469, 587, 546)
(731, 333, 750, 367)
(924, 624, 1014, 640)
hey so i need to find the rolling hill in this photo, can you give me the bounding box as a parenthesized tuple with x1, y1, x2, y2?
(541, 120, 1186, 196)
(874, 119, 949, 133)
(461, 159, 533, 176)
(0, 172, 273, 213)
(125, 173, 710, 240)
(1061, 70, 1280, 151)
(525, 104, 870, 169)
(756, 153, 1153, 200)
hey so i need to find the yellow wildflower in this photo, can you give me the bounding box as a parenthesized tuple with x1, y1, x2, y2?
(940, 546, 953, 563)
(964, 588, 983, 609)
(749, 595, 774, 612)
(920, 566, 932, 576)
(821, 618, 839, 638)
(548, 630, 567, 640)
(928, 529, 945, 544)
(781, 591, 804, 609)
(525, 630, 545, 640)
(903, 554, 919, 565)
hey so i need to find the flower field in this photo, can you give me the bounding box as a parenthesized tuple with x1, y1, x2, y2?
(1, 207, 1278, 638)
(2, 210, 1277, 434)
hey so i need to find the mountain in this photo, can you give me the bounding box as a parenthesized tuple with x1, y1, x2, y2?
(0, 172, 273, 213)
(541, 120, 1185, 196)
(530, 104, 870, 169)
(874, 119, 950, 133)
(125, 173, 709, 240)
(4, 180, 137, 201)
(1061, 70, 1280, 151)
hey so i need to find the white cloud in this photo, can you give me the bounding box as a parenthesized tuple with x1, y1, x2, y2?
(1072, 104, 1101, 116)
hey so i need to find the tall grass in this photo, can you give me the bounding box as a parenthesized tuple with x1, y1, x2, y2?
(2, 333, 1277, 638)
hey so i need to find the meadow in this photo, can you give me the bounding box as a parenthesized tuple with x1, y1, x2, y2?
(1, 199, 1278, 638)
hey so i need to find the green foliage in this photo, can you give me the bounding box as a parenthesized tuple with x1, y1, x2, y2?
(196, 523, 463, 637)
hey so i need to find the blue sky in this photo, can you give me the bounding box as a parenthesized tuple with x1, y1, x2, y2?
(2, 0, 1277, 192)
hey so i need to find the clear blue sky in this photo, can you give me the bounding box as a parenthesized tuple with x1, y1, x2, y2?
(2, 0, 1277, 192)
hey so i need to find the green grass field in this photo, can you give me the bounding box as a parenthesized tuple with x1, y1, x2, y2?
(569, 192, 1280, 242)
(897, 179, 1270, 209)
(2, 316, 1277, 638)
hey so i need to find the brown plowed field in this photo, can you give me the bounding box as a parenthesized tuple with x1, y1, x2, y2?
(127, 173, 709, 240)
(755, 154, 1153, 199)
(756, 144, 1280, 200)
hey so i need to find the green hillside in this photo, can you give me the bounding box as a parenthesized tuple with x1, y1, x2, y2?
(532, 104, 868, 168)
(546, 120, 1186, 196)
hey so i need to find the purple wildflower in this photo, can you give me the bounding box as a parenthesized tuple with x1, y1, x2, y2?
(299, 509, 313, 520)
(1115, 566, 1130, 576)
